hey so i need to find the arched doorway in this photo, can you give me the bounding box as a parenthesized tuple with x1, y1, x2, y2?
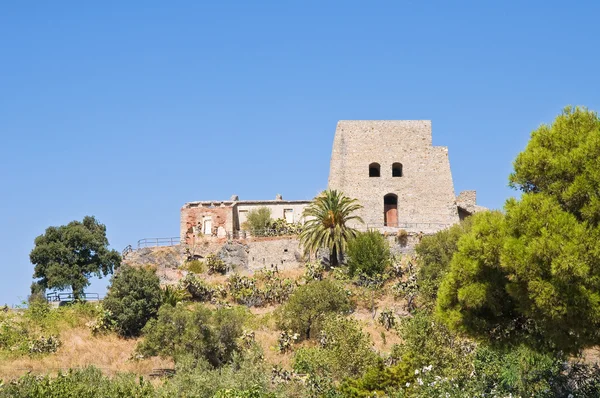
(384, 194, 398, 227)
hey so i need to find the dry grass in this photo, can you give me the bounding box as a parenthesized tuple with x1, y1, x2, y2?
(0, 327, 172, 380)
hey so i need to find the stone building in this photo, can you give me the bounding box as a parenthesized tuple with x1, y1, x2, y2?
(180, 195, 311, 245)
(181, 120, 483, 243)
(328, 120, 481, 233)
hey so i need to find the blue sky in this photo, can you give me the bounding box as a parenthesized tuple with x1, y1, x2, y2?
(1, 1, 599, 305)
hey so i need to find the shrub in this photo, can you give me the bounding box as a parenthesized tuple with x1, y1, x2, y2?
(304, 261, 325, 281)
(415, 217, 473, 304)
(102, 265, 163, 337)
(242, 207, 272, 236)
(136, 303, 248, 367)
(256, 268, 295, 305)
(277, 330, 299, 353)
(206, 254, 228, 274)
(184, 259, 205, 274)
(0, 366, 155, 397)
(155, 350, 281, 398)
(28, 335, 61, 354)
(179, 274, 214, 302)
(317, 316, 378, 379)
(347, 230, 391, 277)
(377, 309, 396, 330)
(162, 285, 190, 306)
(227, 274, 263, 307)
(276, 280, 351, 340)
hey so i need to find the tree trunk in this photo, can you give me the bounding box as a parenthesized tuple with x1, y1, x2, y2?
(331, 246, 339, 267)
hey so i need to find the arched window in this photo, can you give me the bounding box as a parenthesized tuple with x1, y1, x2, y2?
(392, 163, 403, 177)
(369, 162, 380, 177)
(384, 194, 398, 227)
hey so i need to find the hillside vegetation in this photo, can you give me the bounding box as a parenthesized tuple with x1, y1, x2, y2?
(3, 107, 600, 397)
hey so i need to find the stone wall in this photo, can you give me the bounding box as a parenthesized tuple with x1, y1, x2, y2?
(235, 200, 311, 230)
(180, 203, 235, 244)
(124, 231, 425, 284)
(328, 120, 460, 230)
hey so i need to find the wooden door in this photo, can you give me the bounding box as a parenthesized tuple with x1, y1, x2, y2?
(384, 205, 397, 227)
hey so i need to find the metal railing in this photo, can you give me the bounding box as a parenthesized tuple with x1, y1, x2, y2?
(226, 228, 301, 239)
(137, 237, 183, 249)
(122, 244, 133, 258)
(46, 292, 100, 302)
(379, 222, 453, 230)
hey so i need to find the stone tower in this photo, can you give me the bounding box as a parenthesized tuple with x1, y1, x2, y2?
(328, 120, 460, 231)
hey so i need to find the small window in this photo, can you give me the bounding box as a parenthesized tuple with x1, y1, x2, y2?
(392, 163, 403, 177)
(369, 162, 381, 177)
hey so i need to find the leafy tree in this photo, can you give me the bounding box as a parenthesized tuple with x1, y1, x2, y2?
(276, 279, 351, 340)
(242, 207, 272, 236)
(29, 216, 120, 300)
(300, 189, 363, 266)
(437, 107, 600, 353)
(346, 230, 391, 277)
(509, 106, 600, 225)
(102, 265, 162, 337)
(415, 217, 473, 304)
(136, 303, 247, 367)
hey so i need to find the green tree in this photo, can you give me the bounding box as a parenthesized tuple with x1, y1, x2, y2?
(415, 217, 473, 304)
(346, 230, 391, 277)
(242, 207, 272, 236)
(509, 106, 600, 225)
(102, 265, 163, 337)
(136, 303, 247, 367)
(29, 216, 121, 300)
(276, 279, 351, 340)
(300, 189, 363, 266)
(437, 107, 600, 353)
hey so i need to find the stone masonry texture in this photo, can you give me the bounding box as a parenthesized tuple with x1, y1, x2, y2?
(328, 120, 460, 229)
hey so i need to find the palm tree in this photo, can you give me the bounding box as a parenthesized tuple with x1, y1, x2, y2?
(300, 189, 363, 266)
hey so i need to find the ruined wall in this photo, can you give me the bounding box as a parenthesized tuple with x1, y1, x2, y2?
(246, 238, 304, 270)
(328, 120, 459, 229)
(235, 201, 311, 229)
(180, 203, 235, 244)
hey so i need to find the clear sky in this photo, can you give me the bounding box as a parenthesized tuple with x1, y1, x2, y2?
(1, 1, 599, 305)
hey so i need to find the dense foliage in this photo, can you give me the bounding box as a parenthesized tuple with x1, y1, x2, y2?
(276, 279, 351, 339)
(136, 303, 248, 367)
(437, 107, 600, 353)
(346, 230, 391, 277)
(300, 189, 363, 266)
(242, 207, 272, 235)
(102, 265, 163, 337)
(29, 216, 121, 299)
(509, 106, 600, 226)
(415, 217, 473, 304)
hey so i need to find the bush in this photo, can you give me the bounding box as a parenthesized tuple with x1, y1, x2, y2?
(179, 274, 214, 302)
(136, 303, 248, 367)
(162, 285, 190, 307)
(206, 254, 228, 274)
(28, 335, 61, 354)
(227, 274, 263, 307)
(317, 316, 378, 379)
(184, 259, 205, 274)
(0, 366, 155, 397)
(347, 231, 391, 277)
(102, 265, 163, 337)
(415, 217, 473, 304)
(276, 280, 351, 340)
(242, 207, 272, 236)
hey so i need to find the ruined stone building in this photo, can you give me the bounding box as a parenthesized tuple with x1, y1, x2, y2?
(181, 120, 483, 244)
(328, 120, 483, 233)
